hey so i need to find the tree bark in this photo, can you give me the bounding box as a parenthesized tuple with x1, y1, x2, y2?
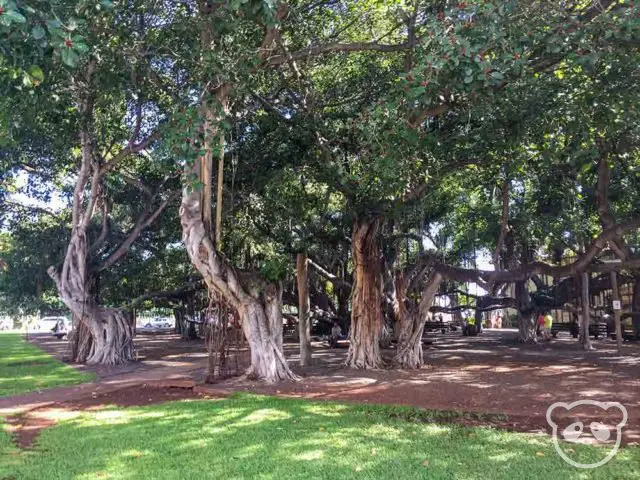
(346, 217, 384, 368)
(174, 307, 198, 340)
(632, 277, 640, 338)
(296, 253, 312, 366)
(337, 285, 350, 325)
(516, 281, 537, 343)
(492, 177, 510, 272)
(69, 314, 93, 363)
(580, 272, 593, 350)
(180, 86, 296, 382)
(610, 271, 623, 353)
(393, 272, 442, 368)
(48, 232, 134, 365)
(174, 307, 184, 335)
(215, 150, 224, 249)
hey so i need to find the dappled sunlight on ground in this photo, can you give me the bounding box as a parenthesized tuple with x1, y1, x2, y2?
(2, 395, 639, 480)
(9, 328, 640, 448)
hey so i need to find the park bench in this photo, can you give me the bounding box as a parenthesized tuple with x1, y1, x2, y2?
(551, 323, 578, 338)
(586, 322, 608, 339)
(551, 322, 607, 339)
(423, 320, 451, 334)
(608, 325, 638, 341)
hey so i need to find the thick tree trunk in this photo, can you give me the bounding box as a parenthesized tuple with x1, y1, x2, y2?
(474, 307, 483, 334)
(381, 257, 396, 348)
(69, 314, 93, 363)
(179, 92, 296, 381)
(240, 286, 294, 381)
(49, 232, 134, 365)
(176, 305, 198, 340)
(215, 149, 224, 249)
(379, 323, 393, 349)
(518, 310, 537, 343)
(84, 307, 134, 364)
(346, 217, 384, 369)
(610, 271, 623, 353)
(174, 307, 184, 335)
(296, 253, 312, 366)
(65, 306, 133, 365)
(336, 273, 350, 325)
(516, 280, 537, 343)
(181, 11, 296, 381)
(632, 276, 640, 337)
(393, 272, 442, 369)
(580, 272, 593, 350)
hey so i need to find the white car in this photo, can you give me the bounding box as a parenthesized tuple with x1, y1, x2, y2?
(38, 316, 70, 338)
(143, 317, 172, 330)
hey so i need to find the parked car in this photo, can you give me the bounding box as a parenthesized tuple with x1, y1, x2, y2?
(143, 317, 172, 329)
(38, 316, 70, 339)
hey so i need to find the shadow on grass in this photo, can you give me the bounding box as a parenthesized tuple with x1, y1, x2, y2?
(0, 334, 94, 397)
(2, 394, 639, 480)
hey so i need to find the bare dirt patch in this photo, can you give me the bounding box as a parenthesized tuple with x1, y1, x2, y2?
(19, 329, 640, 445)
(3, 413, 57, 449)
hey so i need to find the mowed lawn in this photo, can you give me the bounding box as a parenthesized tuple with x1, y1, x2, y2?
(0, 333, 94, 397)
(1, 394, 638, 480)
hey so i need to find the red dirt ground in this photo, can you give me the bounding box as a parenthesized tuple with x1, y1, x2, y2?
(12, 329, 640, 447)
(4, 385, 214, 448)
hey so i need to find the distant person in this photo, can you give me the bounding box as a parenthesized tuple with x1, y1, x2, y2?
(463, 316, 477, 336)
(536, 312, 545, 336)
(52, 320, 67, 339)
(329, 321, 342, 348)
(602, 309, 614, 336)
(543, 311, 553, 340)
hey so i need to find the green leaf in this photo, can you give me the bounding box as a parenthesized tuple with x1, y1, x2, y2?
(31, 25, 46, 40)
(464, 76, 474, 84)
(410, 86, 426, 98)
(73, 42, 89, 54)
(4, 9, 26, 24)
(61, 48, 79, 68)
(46, 19, 62, 30)
(27, 65, 44, 83)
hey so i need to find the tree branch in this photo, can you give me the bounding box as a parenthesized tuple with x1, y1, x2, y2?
(127, 280, 205, 309)
(307, 258, 352, 290)
(492, 177, 509, 270)
(97, 191, 179, 272)
(595, 139, 630, 260)
(121, 172, 153, 197)
(2, 199, 63, 221)
(99, 130, 161, 176)
(89, 200, 110, 253)
(429, 218, 640, 284)
(266, 40, 415, 68)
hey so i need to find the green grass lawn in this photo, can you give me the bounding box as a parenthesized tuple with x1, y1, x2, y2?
(0, 333, 95, 397)
(1, 394, 638, 479)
